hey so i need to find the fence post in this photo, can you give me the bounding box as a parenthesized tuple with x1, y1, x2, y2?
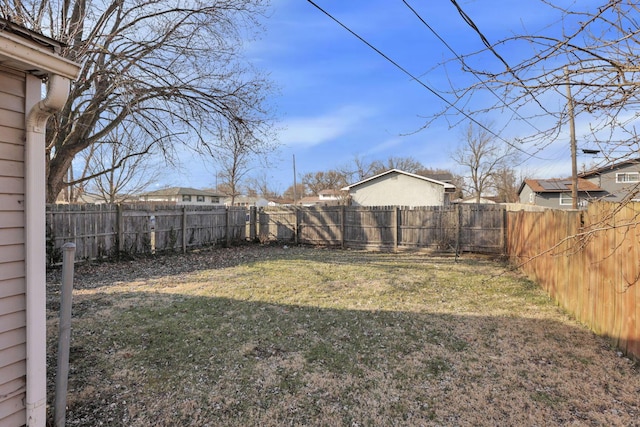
(225, 207, 230, 247)
(502, 207, 508, 255)
(341, 205, 346, 249)
(455, 204, 463, 261)
(393, 206, 399, 251)
(182, 206, 187, 253)
(117, 204, 124, 255)
(295, 207, 300, 245)
(54, 242, 76, 427)
(249, 206, 257, 241)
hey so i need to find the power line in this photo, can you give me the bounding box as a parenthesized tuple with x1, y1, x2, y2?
(448, 0, 547, 112)
(305, 0, 539, 159)
(401, 0, 544, 135)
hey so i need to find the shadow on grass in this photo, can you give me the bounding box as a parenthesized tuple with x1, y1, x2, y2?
(46, 245, 500, 292)
(46, 286, 640, 427)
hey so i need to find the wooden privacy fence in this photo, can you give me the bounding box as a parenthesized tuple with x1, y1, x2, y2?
(46, 201, 639, 359)
(46, 204, 247, 262)
(506, 202, 640, 360)
(259, 204, 506, 253)
(47, 203, 507, 262)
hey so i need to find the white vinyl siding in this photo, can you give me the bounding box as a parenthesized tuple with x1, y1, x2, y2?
(0, 66, 26, 427)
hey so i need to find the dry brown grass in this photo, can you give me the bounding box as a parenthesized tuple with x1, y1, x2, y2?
(46, 245, 640, 426)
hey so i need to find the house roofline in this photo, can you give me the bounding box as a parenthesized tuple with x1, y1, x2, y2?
(0, 18, 79, 79)
(342, 169, 456, 191)
(519, 178, 605, 194)
(578, 157, 640, 178)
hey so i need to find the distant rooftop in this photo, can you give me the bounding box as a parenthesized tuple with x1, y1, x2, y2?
(523, 178, 603, 193)
(139, 187, 223, 197)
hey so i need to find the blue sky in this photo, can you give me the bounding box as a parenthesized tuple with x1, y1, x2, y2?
(173, 0, 604, 194)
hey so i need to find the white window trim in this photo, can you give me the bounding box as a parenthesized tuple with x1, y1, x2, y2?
(616, 172, 640, 183)
(559, 192, 573, 205)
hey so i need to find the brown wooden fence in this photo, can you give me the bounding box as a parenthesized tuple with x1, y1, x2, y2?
(506, 202, 640, 360)
(46, 204, 247, 262)
(45, 201, 639, 359)
(48, 203, 507, 262)
(258, 204, 506, 253)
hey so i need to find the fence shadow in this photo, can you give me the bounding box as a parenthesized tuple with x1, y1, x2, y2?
(46, 282, 639, 426)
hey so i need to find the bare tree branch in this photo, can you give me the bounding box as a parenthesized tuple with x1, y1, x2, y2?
(1, 0, 274, 202)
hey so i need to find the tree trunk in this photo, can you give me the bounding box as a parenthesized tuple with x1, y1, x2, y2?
(47, 153, 75, 203)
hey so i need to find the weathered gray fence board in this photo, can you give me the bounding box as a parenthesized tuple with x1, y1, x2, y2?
(47, 203, 506, 262)
(46, 204, 247, 262)
(299, 207, 342, 245)
(344, 207, 395, 248)
(399, 206, 456, 250)
(458, 205, 505, 253)
(258, 204, 506, 253)
(46, 204, 118, 263)
(185, 207, 228, 250)
(258, 208, 297, 242)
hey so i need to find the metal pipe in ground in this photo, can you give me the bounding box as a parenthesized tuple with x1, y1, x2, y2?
(54, 242, 76, 427)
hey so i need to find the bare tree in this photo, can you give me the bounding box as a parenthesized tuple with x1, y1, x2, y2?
(370, 156, 426, 175)
(337, 154, 379, 184)
(491, 167, 520, 203)
(211, 123, 276, 205)
(212, 128, 251, 206)
(442, 1, 640, 167)
(245, 171, 281, 199)
(78, 131, 163, 203)
(301, 170, 348, 196)
(1, 0, 272, 202)
(282, 183, 307, 201)
(452, 122, 519, 203)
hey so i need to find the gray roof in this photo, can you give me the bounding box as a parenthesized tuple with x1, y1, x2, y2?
(140, 187, 223, 197)
(578, 157, 640, 178)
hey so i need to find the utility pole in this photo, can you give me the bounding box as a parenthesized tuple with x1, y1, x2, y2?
(565, 66, 578, 209)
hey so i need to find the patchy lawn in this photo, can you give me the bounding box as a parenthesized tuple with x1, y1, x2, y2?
(46, 245, 639, 426)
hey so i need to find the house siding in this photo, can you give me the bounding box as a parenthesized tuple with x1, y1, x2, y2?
(0, 66, 27, 426)
(518, 183, 602, 210)
(532, 193, 565, 209)
(349, 173, 446, 207)
(584, 162, 640, 202)
(141, 194, 223, 205)
(518, 185, 535, 205)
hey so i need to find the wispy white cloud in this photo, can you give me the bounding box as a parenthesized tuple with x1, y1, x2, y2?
(277, 105, 377, 148)
(364, 138, 403, 156)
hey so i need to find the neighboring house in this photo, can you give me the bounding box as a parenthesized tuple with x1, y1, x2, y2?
(456, 196, 497, 204)
(518, 178, 606, 209)
(297, 190, 343, 207)
(297, 196, 321, 207)
(0, 19, 80, 426)
(341, 169, 456, 207)
(265, 197, 293, 207)
(225, 195, 269, 207)
(318, 189, 342, 202)
(423, 172, 455, 184)
(138, 187, 224, 205)
(579, 158, 640, 202)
